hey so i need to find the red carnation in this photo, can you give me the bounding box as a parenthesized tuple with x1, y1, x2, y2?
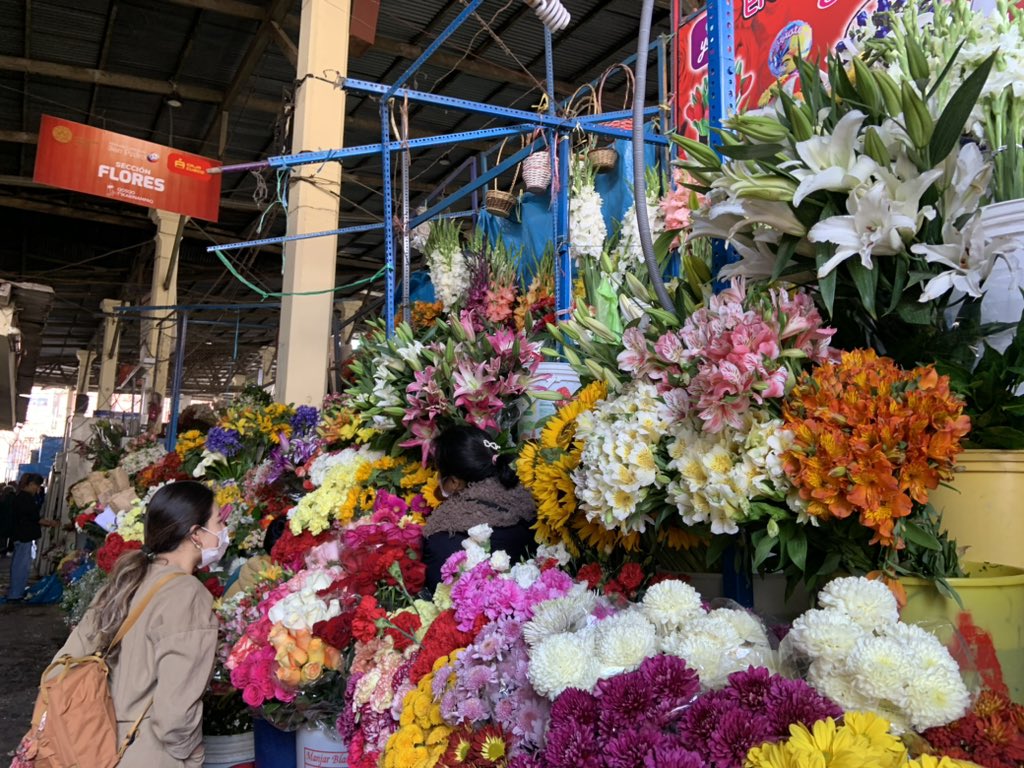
(386, 611, 423, 652)
(270, 527, 333, 571)
(617, 562, 645, 592)
(576, 563, 603, 589)
(96, 533, 142, 573)
(202, 577, 224, 599)
(313, 614, 354, 651)
(409, 609, 477, 684)
(352, 596, 386, 643)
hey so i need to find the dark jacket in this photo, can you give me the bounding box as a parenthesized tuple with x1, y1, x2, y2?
(11, 490, 42, 542)
(421, 477, 537, 593)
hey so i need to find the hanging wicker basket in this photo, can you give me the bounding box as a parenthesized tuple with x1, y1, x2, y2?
(597, 63, 636, 132)
(486, 137, 520, 218)
(522, 131, 551, 196)
(587, 146, 618, 173)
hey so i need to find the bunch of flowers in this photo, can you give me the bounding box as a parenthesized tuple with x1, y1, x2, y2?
(113, 499, 146, 543)
(922, 689, 1024, 768)
(95, 533, 142, 573)
(569, 157, 607, 264)
(337, 455, 440, 525)
(75, 419, 127, 471)
(287, 446, 383, 535)
(437, 724, 513, 768)
(120, 442, 168, 477)
(382, 652, 459, 768)
(678, 49, 1004, 383)
(513, 269, 556, 338)
(525, 578, 773, 696)
(318, 400, 376, 448)
(782, 349, 970, 550)
(660, 169, 697, 249)
(608, 167, 666, 288)
(851, 0, 1024, 202)
(574, 561, 649, 604)
(176, 429, 206, 458)
(411, 301, 445, 332)
(135, 451, 188, 489)
(425, 218, 470, 311)
(746, 711, 976, 768)
(784, 577, 970, 733)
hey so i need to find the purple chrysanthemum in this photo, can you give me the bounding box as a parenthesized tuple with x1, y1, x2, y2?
(764, 676, 842, 739)
(549, 688, 600, 730)
(720, 666, 773, 711)
(542, 720, 601, 768)
(644, 745, 706, 768)
(676, 693, 727, 745)
(205, 426, 243, 458)
(605, 727, 670, 768)
(706, 708, 771, 768)
(637, 654, 700, 723)
(597, 669, 655, 740)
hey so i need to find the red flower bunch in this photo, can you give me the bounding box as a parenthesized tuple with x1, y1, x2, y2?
(270, 527, 333, 571)
(409, 609, 480, 684)
(74, 511, 98, 532)
(352, 596, 387, 643)
(199, 574, 224, 599)
(576, 561, 648, 603)
(332, 496, 427, 597)
(387, 611, 423, 652)
(96, 533, 142, 573)
(135, 451, 188, 489)
(923, 690, 1024, 768)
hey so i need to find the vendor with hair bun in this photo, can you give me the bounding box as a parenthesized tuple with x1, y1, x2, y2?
(422, 425, 537, 592)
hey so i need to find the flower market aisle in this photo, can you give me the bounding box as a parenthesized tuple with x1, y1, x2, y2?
(0, 560, 67, 760)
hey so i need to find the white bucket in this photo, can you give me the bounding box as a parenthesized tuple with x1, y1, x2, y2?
(203, 732, 256, 768)
(522, 362, 582, 438)
(980, 199, 1024, 353)
(296, 726, 348, 768)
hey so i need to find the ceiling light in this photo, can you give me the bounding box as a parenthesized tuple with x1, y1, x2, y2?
(439, 153, 452, 166)
(166, 97, 183, 109)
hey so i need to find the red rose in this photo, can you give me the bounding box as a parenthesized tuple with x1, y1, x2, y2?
(576, 563, 603, 589)
(313, 614, 353, 651)
(352, 596, 386, 643)
(617, 563, 645, 592)
(386, 612, 423, 652)
(202, 577, 224, 598)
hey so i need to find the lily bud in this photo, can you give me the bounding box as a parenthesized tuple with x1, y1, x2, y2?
(852, 58, 883, 114)
(863, 127, 891, 166)
(906, 36, 931, 84)
(901, 81, 933, 150)
(728, 114, 790, 143)
(781, 93, 814, 142)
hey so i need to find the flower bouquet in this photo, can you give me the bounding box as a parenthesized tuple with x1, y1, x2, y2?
(425, 217, 470, 311)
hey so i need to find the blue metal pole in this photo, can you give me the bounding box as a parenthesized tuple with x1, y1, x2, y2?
(555, 135, 571, 319)
(545, 26, 559, 296)
(381, 101, 396, 336)
(384, 0, 487, 99)
(165, 311, 188, 452)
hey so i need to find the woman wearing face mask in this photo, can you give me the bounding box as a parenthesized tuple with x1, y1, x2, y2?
(422, 426, 537, 592)
(48, 481, 225, 767)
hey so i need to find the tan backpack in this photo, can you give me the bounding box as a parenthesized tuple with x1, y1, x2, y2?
(12, 571, 185, 768)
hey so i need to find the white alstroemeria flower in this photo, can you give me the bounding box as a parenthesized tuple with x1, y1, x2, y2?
(710, 198, 808, 238)
(912, 214, 1012, 301)
(791, 111, 880, 206)
(810, 182, 916, 277)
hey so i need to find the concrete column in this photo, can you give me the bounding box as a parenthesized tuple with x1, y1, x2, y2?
(75, 349, 93, 400)
(97, 299, 125, 411)
(146, 210, 182, 430)
(276, 0, 351, 406)
(337, 298, 363, 361)
(258, 345, 276, 387)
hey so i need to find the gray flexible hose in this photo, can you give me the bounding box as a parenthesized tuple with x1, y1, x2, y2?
(632, 0, 675, 313)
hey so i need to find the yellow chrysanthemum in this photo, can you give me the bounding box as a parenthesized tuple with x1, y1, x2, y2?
(175, 429, 206, 458)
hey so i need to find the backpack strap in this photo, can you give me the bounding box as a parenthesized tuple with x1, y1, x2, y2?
(117, 699, 153, 757)
(105, 571, 186, 656)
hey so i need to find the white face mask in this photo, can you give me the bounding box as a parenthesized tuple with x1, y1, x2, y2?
(199, 527, 229, 569)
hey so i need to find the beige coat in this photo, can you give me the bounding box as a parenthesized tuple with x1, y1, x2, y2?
(54, 563, 218, 768)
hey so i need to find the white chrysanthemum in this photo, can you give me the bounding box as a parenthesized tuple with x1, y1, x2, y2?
(847, 635, 914, 705)
(536, 542, 572, 566)
(523, 589, 597, 646)
(788, 608, 865, 664)
(818, 576, 899, 631)
(903, 669, 971, 731)
(528, 630, 600, 699)
(890, 626, 962, 677)
(640, 579, 704, 634)
(716, 608, 771, 647)
(661, 633, 734, 689)
(807, 661, 872, 712)
(594, 610, 658, 678)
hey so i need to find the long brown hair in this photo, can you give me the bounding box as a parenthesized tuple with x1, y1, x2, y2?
(90, 481, 214, 651)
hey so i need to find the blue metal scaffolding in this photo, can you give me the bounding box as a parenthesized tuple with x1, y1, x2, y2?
(207, 2, 674, 336)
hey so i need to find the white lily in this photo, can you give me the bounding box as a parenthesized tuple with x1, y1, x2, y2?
(710, 198, 808, 238)
(791, 111, 880, 206)
(875, 164, 942, 230)
(942, 142, 993, 223)
(911, 214, 1013, 301)
(809, 182, 915, 277)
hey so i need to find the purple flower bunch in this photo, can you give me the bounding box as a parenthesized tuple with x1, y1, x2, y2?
(438, 617, 551, 756)
(542, 655, 703, 768)
(290, 405, 320, 437)
(448, 559, 575, 632)
(205, 426, 244, 458)
(541, 664, 841, 768)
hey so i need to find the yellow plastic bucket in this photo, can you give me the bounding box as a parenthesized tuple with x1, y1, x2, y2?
(901, 563, 1024, 702)
(928, 450, 1024, 569)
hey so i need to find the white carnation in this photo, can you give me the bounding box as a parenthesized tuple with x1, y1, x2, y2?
(594, 611, 658, 678)
(489, 550, 511, 572)
(528, 630, 600, 699)
(640, 579, 704, 634)
(509, 563, 542, 589)
(818, 576, 899, 631)
(467, 524, 493, 544)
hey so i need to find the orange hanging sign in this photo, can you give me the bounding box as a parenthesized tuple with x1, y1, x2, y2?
(33, 115, 222, 222)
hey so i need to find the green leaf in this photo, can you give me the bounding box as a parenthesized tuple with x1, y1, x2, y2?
(786, 528, 808, 572)
(903, 520, 942, 551)
(927, 39, 967, 101)
(752, 533, 777, 571)
(706, 535, 731, 569)
(771, 236, 799, 282)
(653, 228, 679, 267)
(846, 259, 879, 319)
(716, 143, 786, 161)
(929, 52, 996, 163)
(815, 244, 837, 316)
(886, 255, 910, 315)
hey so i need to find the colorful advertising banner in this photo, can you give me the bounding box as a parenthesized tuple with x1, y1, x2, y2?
(674, 0, 873, 138)
(33, 115, 222, 222)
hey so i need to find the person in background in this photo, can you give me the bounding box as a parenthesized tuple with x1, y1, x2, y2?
(421, 425, 537, 592)
(223, 517, 287, 599)
(0, 482, 17, 556)
(48, 481, 223, 767)
(5, 473, 58, 601)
